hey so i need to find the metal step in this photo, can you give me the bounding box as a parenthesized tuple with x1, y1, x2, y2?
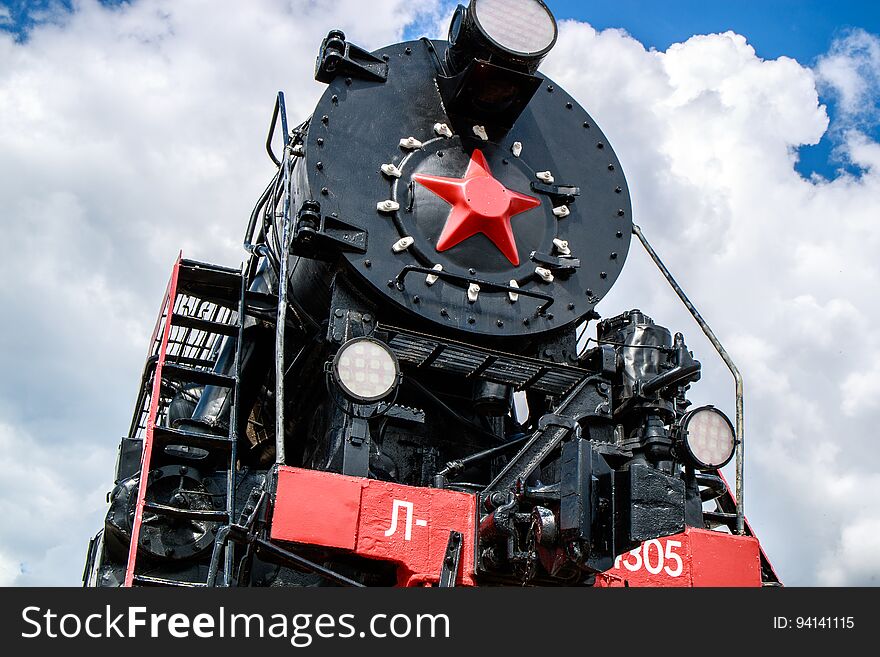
(132, 574, 207, 588)
(143, 502, 229, 523)
(170, 312, 240, 337)
(161, 363, 236, 389)
(177, 259, 243, 307)
(152, 425, 233, 453)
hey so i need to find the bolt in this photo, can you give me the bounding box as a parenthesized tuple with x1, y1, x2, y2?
(583, 121, 590, 128)
(568, 302, 575, 310)
(412, 295, 420, 304)
(502, 158, 508, 165)
(547, 85, 554, 92)
(179, 466, 188, 475)
(382, 54, 389, 61)
(615, 186, 622, 193)
(317, 137, 324, 146)
(437, 150, 444, 157)
(600, 271, 607, 279)
(617, 209, 625, 216)
(321, 187, 329, 195)
(331, 94, 339, 104)
(597, 142, 604, 149)
(364, 259, 372, 268)
(546, 313, 554, 320)
(586, 288, 593, 296)
(469, 268, 476, 275)
(321, 115, 329, 124)
(523, 318, 530, 326)
(616, 231, 623, 238)
(345, 77, 352, 85)
(608, 164, 615, 170)
(440, 308, 449, 317)
(497, 320, 504, 327)
(566, 102, 573, 109)
(610, 252, 618, 259)
(405, 47, 412, 55)
(316, 161, 323, 170)
(388, 280, 395, 288)
(334, 309, 344, 317)
(468, 316, 475, 324)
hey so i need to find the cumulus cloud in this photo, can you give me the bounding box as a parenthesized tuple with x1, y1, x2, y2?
(1, 1, 879, 585)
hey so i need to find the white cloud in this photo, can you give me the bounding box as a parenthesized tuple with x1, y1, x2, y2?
(1, 1, 879, 586)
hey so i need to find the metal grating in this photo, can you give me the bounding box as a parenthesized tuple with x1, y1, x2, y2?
(382, 325, 589, 396)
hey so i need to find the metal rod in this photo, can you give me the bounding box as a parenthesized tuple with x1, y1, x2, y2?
(632, 224, 745, 535)
(274, 158, 292, 466)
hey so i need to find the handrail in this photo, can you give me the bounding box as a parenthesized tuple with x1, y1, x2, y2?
(631, 224, 745, 535)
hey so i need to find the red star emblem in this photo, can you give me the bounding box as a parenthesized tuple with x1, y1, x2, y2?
(413, 149, 541, 266)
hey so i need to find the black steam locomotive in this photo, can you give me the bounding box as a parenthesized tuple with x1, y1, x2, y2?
(84, 0, 778, 587)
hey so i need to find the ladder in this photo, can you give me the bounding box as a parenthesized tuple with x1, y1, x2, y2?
(123, 255, 246, 587)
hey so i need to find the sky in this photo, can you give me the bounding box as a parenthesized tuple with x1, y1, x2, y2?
(1, 0, 879, 586)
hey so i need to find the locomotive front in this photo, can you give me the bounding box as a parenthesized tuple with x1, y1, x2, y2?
(85, 0, 778, 587)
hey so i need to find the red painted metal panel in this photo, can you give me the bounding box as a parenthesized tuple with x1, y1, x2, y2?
(271, 467, 477, 586)
(597, 528, 762, 587)
(123, 254, 182, 587)
(270, 467, 362, 550)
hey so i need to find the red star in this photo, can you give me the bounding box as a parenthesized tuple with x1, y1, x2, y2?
(413, 149, 541, 266)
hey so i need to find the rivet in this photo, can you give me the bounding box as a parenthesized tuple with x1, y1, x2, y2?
(568, 302, 575, 310)
(405, 47, 412, 55)
(597, 142, 604, 149)
(179, 466, 188, 475)
(469, 268, 476, 275)
(413, 295, 420, 304)
(316, 161, 323, 170)
(617, 209, 625, 216)
(547, 85, 554, 92)
(317, 137, 324, 146)
(364, 259, 371, 268)
(345, 77, 352, 85)
(382, 54, 389, 61)
(321, 115, 329, 124)
(468, 316, 476, 324)
(583, 122, 590, 128)
(321, 187, 329, 195)
(440, 308, 449, 317)
(565, 102, 573, 109)
(600, 272, 607, 279)
(388, 280, 395, 288)
(331, 94, 339, 104)
(610, 252, 618, 259)
(615, 186, 622, 193)
(437, 150, 444, 157)
(546, 313, 554, 320)
(502, 158, 509, 165)
(334, 309, 344, 318)
(616, 231, 623, 238)
(523, 318, 530, 326)
(497, 319, 504, 327)
(586, 289, 593, 296)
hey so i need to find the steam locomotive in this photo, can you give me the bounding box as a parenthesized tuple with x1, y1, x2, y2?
(84, 0, 779, 587)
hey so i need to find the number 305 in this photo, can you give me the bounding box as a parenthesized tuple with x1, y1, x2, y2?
(613, 539, 684, 577)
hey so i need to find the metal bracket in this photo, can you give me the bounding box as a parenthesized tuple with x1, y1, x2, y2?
(315, 30, 388, 84)
(438, 531, 463, 587)
(292, 200, 368, 260)
(530, 181, 580, 205)
(530, 251, 580, 272)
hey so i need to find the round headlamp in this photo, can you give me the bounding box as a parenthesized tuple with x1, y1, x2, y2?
(677, 406, 736, 470)
(331, 337, 400, 403)
(447, 0, 558, 75)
